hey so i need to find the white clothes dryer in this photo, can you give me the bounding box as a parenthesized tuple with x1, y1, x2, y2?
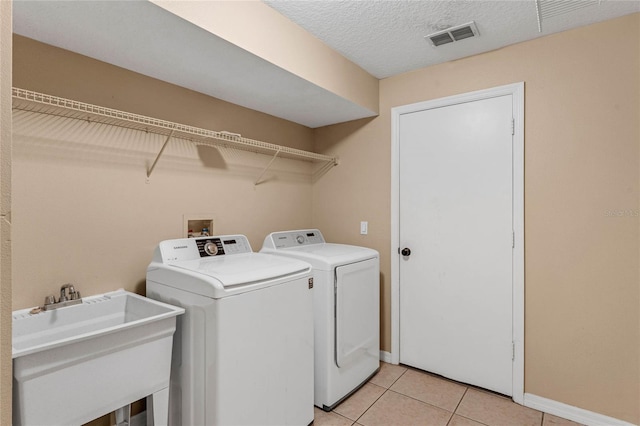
(147, 235, 314, 426)
(261, 229, 380, 411)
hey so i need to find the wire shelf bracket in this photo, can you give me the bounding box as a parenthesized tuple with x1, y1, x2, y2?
(147, 127, 176, 180)
(12, 87, 339, 183)
(255, 148, 281, 186)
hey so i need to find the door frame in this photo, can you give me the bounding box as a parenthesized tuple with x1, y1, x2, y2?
(390, 82, 525, 404)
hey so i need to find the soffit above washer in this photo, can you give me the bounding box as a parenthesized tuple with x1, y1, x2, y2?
(264, 0, 640, 79)
(12, 1, 377, 128)
(13, 1, 639, 128)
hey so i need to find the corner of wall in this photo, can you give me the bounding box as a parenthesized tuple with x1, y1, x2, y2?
(0, 0, 13, 424)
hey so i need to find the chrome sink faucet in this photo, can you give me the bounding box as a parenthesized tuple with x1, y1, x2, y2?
(43, 283, 82, 311)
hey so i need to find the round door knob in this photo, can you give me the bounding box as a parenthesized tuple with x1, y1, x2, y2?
(401, 248, 411, 256)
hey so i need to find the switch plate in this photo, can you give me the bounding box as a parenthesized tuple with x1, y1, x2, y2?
(360, 221, 368, 235)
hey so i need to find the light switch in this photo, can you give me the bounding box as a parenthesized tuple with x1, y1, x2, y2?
(360, 221, 368, 235)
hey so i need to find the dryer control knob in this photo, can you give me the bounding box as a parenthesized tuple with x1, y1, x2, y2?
(296, 235, 305, 244)
(204, 242, 218, 256)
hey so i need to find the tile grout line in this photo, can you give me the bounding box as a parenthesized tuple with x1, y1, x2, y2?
(350, 368, 411, 425)
(372, 364, 552, 426)
(386, 365, 409, 388)
(351, 388, 388, 425)
(350, 368, 552, 426)
(330, 410, 356, 425)
(449, 389, 503, 426)
(452, 386, 469, 415)
(451, 413, 493, 426)
(383, 367, 469, 415)
(383, 387, 472, 420)
(446, 387, 470, 426)
(378, 371, 497, 426)
(443, 409, 456, 426)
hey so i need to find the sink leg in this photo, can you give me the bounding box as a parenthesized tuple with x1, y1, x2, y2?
(147, 387, 169, 426)
(115, 404, 131, 426)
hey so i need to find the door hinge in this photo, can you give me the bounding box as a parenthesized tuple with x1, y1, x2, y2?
(512, 342, 515, 361)
(511, 118, 515, 135)
(512, 231, 515, 248)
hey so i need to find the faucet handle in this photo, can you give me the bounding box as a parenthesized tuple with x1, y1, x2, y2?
(44, 295, 56, 306)
(59, 283, 76, 302)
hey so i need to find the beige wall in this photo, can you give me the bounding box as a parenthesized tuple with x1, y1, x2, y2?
(11, 35, 320, 426)
(7, 11, 640, 426)
(11, 35, 316, 311)
(314, 13, 639, 424)
(0, 0, 12, 423)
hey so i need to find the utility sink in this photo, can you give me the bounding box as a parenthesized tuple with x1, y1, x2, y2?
(12, 289, 184, 426)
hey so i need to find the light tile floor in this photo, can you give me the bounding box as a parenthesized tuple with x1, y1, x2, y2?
(313, 362, 584, 426)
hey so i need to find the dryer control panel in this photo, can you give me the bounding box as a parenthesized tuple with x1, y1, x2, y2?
(156, 235, 253, 262)
(264, 229, 326, 249)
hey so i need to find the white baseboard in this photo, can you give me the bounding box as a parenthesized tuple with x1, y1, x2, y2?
(379, 350, 392, 363)
(524, 393, 637, 426)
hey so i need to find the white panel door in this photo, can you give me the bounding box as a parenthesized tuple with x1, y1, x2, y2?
(399, 94, 514, 395)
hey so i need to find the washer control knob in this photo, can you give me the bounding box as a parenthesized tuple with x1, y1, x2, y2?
(204, 242, 218, 256)
(296, 235, 305, 244)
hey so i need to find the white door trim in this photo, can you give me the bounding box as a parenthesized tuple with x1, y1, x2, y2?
(390, 82, 525, 404)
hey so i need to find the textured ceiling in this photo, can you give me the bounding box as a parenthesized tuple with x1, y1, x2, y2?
(12, 1, 640, 128)
(265, 0, 640, 79)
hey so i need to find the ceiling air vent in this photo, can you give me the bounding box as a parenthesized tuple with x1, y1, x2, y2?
(425, 21, 479, 47)
(535, 0, 599, 32)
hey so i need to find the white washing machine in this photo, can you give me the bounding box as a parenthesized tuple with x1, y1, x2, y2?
(146, 235, 314, 426)
(261, 229, 380, 411)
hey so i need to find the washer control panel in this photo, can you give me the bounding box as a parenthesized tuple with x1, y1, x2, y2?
(266, 229, 326, 249)
(196, 235, 252, 257)
(158, 235, 252, 262)
(197, 238, 224, 257)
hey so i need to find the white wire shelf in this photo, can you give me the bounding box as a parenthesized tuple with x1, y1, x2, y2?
(12, 87, 338, 184)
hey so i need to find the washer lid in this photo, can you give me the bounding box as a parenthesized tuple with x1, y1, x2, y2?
(167, 252, 310, 287)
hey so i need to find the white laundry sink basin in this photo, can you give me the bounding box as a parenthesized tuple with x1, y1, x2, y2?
(12, 289, 184, 426)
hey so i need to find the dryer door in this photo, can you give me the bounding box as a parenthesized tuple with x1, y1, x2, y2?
(335, 257, 379, 368)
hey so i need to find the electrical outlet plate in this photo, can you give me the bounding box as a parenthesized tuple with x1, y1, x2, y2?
(183, 214, 215, 238)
